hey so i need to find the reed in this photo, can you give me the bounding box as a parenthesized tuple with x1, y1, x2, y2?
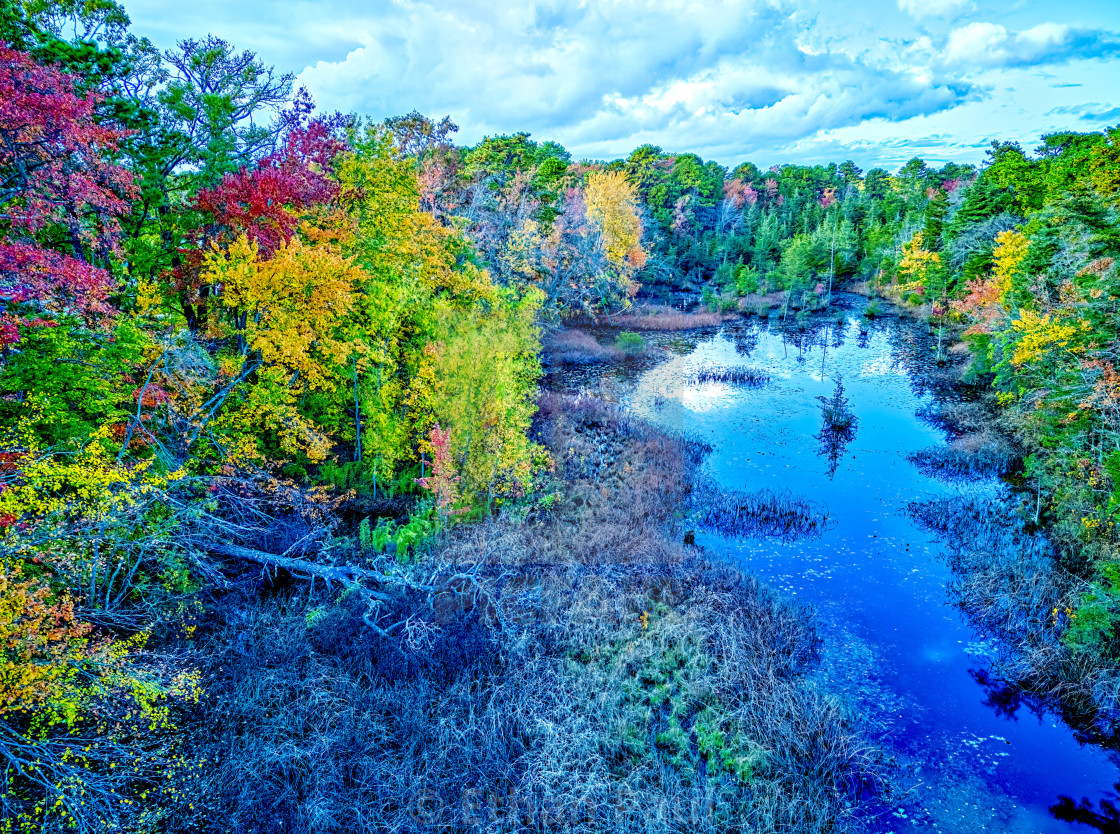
(908, 493, 1120, 733)
(692, 481, 833, 540)
(691, 365, 771, 386)
(908, 429, 1017, 480)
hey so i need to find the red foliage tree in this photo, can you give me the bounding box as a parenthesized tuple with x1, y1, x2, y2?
(416, 424, 466, 525)
(177, 116, 346, 332)
(722, 178, 758, 208)
(194, 119, 345, 258)
(0, 43, 135, 342)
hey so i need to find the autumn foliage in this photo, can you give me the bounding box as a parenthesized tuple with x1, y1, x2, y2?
(0, 562, 91, 719)
(0, 43, 133, 340)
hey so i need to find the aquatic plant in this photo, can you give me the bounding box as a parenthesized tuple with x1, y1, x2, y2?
(615, 330, 646, 353)
(160, 388, 885, 834)
(692, 480, 833, 540)
(690, 365, 771, 386)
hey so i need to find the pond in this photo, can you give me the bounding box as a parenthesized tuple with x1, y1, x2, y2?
(551, 295, 1120, 832)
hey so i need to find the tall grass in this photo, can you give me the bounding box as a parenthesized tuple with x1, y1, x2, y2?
(611, 306, 731, 331)
(908, 494, 1120, 734)
(908, 430, 1017, 480)
(910, 399, 1017, 480)
(543, 328, 631, 365)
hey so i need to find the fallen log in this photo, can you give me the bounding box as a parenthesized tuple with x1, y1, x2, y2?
(207, 541, 498, 633)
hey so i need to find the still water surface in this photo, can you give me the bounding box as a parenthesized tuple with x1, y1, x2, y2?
(555, 297, 1119, 832)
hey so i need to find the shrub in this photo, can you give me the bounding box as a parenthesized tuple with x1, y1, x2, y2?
(702, 286, 718, 312)
(615, 330, 645, 353)
(747, 300, 771, 316)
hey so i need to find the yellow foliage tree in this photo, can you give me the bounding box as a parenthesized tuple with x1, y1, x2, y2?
(0, 422, 175, 523)
(198, 231, 367, 463)
(897, 231, 943, 295)
(207, 233, 364, 393)
(955, 229, 1030, 337)
(331, 128, 500, 480)
(585, 169, 644, 272)
(991, 229, 1030, 302)
(408, 287, 544, 507)
(1009, 310, 1084, 367)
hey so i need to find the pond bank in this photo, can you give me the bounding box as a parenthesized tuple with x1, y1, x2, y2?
(546, 294, 1120, 832)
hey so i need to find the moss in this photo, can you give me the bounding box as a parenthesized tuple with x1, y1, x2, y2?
(693, 707, 765, 783)
(648, 682, 672, 706)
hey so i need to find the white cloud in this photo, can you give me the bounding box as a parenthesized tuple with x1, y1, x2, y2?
(940, 21, 1120, 68)
(944, 21, 1010, 63)
(120, 0, 1120, 166)
(297, 0, 975, 161)
(897, 0, 971, 21)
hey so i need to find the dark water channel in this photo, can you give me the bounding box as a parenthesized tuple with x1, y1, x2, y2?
(552, 296, 1120, 832)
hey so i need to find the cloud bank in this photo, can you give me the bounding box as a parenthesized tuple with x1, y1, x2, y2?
(123, 0, 1120, 168)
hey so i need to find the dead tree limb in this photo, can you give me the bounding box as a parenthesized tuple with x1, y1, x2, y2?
(207, 541, 463, 636)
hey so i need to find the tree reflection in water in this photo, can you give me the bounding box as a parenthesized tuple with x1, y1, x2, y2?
(816, 376, 858, 478)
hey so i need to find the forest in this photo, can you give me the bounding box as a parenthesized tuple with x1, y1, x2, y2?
(3, 0, 1120, 831)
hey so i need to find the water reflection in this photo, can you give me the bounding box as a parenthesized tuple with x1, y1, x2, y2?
(815, 377, 858, 479)
(1049, 793, 1120, 832)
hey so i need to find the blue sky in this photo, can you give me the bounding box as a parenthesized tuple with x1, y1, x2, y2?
(121, 0, 1120, 170)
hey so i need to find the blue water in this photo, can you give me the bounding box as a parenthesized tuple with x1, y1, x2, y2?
(557, 300, 1120, 832)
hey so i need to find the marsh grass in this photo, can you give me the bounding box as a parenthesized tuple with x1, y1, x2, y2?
(690, 365, 771, 386)
(908, 429, 1018, 480)
(910, 398, 1018, 480)
(692, 481, 833, 541)
(915, 400, 991, 435)
(166, 389, 884, 833)
(610, 306, 732, 331)
(543, 328, 632, 365)
(908, 494, 1120, 734)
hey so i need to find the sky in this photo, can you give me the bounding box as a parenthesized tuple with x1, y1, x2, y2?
(120, 0, 1120, 171)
